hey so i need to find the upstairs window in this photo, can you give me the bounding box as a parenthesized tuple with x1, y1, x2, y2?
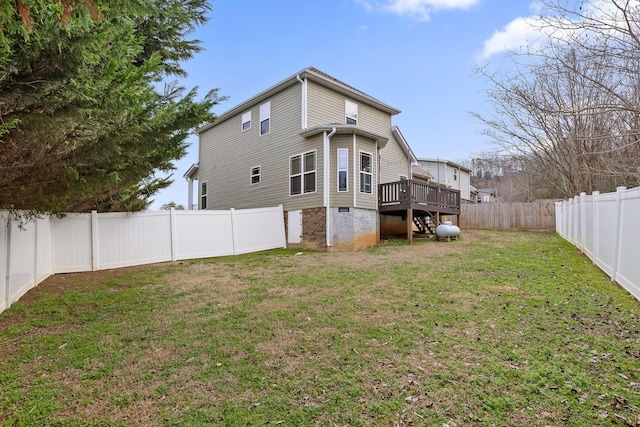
(250, 166, 261, 184)
(290, 150, 316, 195)
(200, 181, 207, 210)
(345, 100, 358, 125)
(338, 148, 348, 192)
(359, 151, 372, 194)
(453, 169, 458, 181)
(241, 111, 251, 131)
(260, 101, 270, 135)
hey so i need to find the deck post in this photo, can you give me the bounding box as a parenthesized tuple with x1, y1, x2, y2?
(406, 180, 413, 244)
(407, 207, 413, 245)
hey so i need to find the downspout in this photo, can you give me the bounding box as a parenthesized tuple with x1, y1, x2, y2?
(325, 127, 337, 248)
(296, 75, 307, 130)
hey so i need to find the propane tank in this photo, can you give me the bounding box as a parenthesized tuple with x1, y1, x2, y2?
(435, 221, 461, 241)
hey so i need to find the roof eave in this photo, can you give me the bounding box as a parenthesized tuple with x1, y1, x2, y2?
(299, 124, 389, 148)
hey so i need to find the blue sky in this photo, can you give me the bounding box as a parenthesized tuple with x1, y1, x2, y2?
(151, 0, 541, 209)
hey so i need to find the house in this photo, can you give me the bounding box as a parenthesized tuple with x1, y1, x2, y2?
(185, 67, 460, 250)
(415, 158, 472, 202)
(476, 188, 498, 203)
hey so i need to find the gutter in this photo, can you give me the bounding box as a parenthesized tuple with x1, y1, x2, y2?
(325, 127, 337, 248)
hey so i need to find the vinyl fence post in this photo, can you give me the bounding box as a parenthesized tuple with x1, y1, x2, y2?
(278, 205, 286, 249)
(612, 187, 626, 282)
(4, 211, 12, 310)
(230, 208, 237, 255)
(592, 191, 599, 265)
(91, 210, 98, 271)
(579, 192, 586, 252)
(169, 208, 177, 262)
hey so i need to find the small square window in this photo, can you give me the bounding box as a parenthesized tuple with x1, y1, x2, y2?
(250, 166, 261, 184)
(241, 111, 251, 131)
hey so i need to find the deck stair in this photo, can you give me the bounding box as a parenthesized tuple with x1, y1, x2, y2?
(413, 214, 436, 234)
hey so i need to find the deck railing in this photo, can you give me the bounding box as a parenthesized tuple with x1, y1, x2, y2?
(378, 180, 461, 214)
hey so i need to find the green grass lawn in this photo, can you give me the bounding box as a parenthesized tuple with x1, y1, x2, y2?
(1, 230, 638, 426)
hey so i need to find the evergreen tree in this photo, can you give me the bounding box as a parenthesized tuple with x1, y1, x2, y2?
(0, 0, 222, 213)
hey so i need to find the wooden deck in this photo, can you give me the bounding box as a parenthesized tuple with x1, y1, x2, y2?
(379, 180, 461, 216)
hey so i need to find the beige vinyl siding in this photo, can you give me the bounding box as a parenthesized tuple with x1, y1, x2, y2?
(329, 135, 353, 207)
(379, 133, 410, 184)
(198, 83, 324, 211)
(355, 136, 378, 210)
(307, 81, 393, 137)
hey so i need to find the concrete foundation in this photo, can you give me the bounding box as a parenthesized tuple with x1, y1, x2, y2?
(330, 207, 378, 250)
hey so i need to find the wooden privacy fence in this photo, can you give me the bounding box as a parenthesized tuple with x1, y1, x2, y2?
(0, 206, 286, 314)
(556, 187, 640, 302)
(460, 200, 556, 231)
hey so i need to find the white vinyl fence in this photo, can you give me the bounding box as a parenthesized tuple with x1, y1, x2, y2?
(1, 206, 286, 314)
(556, 187, 640, 301)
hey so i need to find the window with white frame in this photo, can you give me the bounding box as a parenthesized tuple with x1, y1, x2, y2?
(290, 150, 316, 195)
(359, 151, 372, 194)
(453, 168, 458, 181)
(399, 175, 408, 181)
(241, 111, 251, 131)
(200, 181, 207, 210)
(345, 100, 358, 125)
(250, 166, 261, 184)
(260, 101, 270, 135)
(338, 148, 348, 192)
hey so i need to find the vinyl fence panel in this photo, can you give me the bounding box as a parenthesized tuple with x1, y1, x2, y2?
(51, 214, 93, 273)
(231, 206, 286, 255)
(7, 219, 36, 306)
(1, 206, 287, 314)
(615, 187, 640, 299)
(593, 192, 618, 277)
(556, 186, 640, 301)
(96, 211, 173, 270)
(174, 210, 235, 260)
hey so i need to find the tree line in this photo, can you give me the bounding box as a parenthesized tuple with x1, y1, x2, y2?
(0, 0, 221, 214)
(474, 0, 640, 201)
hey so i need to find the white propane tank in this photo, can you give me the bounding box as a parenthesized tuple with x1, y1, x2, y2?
(435, 221, 461, 241)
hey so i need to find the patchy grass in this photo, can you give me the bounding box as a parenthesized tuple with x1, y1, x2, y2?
(0, 230, 638, 426)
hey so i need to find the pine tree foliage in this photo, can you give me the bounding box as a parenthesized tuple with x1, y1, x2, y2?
(0, 0, 221, 213)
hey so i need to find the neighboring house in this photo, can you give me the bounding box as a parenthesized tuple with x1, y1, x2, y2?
(415, 158, 472, 202)
(185, 67, 460, 249)
(476, 188, 498, 203)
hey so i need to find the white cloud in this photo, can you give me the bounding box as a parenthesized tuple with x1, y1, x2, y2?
(358, 0, 481, 22)
(478, 16, 541, 60)
(478, 0, 632, 60)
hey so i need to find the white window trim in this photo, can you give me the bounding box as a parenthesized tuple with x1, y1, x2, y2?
(345, 100, 358, 125)
(337, 148, 348, 192)
(289, 150, 317, 196)
(250, 165, 261, 185)
(359, 150, 373, 194)
(399, 175, 408, 181)
(200, 181, 208, 210)
(260, 101, 270, 135)
(241, 111, 251, 132)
